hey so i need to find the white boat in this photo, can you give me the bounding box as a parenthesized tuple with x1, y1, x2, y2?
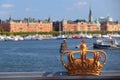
(101, 35, 110, 38)
(57, 34, 67, 39)
(110, 34, 120, 38)
(93, 37, 120, 49)
(85, 34, 93, 38)
(0, 35, 5, 41)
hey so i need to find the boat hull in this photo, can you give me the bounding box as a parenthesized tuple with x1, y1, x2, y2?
(72, 36, 84, 39)
(93, 43, 111, 49)
(57, 35, 67, 39)
(57, 37, 67, 39)
(93, 43, 120, 49)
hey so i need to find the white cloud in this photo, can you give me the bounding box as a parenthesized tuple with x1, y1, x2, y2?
(0, 10, 15, 15)
(75, 1, 87, 8)
(0, 11, 7, 14)
(0, 4, 13, 8)
(66, 1, 87, 12)
(25, 8, 31, 12)
(25, 8, 39, 12)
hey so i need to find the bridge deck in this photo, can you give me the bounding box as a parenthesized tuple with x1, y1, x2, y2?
(0, 71, 120, 80)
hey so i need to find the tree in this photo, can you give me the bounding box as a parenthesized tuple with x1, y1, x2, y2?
(0, 27, 4, 32)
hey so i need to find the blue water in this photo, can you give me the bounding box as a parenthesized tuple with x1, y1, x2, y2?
(0, 39, 119, 72)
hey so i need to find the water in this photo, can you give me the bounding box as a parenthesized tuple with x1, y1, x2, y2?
(0, 38, 119, 72)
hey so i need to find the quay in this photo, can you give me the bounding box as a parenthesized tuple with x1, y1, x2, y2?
(0, 71, 120, 80)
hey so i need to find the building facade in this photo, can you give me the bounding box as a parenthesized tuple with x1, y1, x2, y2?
(0, 16, 120, 33)
(0, 6, 101, 33)
(99, 16, 120, 31)
(61, 19, 100, 32)
(60, 7, 100, 32)
(0, 17, 53, 32)
(101, 21, 120, 31)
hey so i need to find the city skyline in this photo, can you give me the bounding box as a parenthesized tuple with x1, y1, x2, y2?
(0, 0, 120, 21)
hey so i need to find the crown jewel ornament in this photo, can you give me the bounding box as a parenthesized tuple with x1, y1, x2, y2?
(60, 39, 107, 75)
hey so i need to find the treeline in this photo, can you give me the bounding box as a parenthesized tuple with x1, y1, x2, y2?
(0, 31, 119, 36)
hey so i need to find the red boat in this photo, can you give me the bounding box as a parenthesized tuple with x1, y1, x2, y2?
(72, 35, 84, 39)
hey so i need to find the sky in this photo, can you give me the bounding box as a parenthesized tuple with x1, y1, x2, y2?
(0, 0, 120, 21)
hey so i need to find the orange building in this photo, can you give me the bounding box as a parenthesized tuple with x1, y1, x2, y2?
(99, 16, 120, 31)
(61, 7, 100, 32)
(87, 23, 100, 31)
(62, 20, 87, 32)
(0, 17, 53, 32)
(0, 6, 102, 33)
(101, 21, 120, 31)
(62, 19, 100, 32)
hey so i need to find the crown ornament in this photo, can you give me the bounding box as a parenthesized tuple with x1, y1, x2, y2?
(60, 39, 107, 76)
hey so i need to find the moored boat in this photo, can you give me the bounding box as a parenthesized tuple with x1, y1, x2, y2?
(72, 33, 93, 39)
(72, 35, 84, 39)
(93, 38, 120, 49)
(72, 33, 85, 39)
(57, 34, 67, 39)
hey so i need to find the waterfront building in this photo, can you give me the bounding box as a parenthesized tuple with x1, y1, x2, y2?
(99, 16, 120, 31)
(62, 19, 87, 32)
(87, 6, 100, 31)
(0, 14, 119, 33)
(61, 19, 100, 32)
(101, 20, 120, 31)
(0, 3, 101, 33)
(61, 6, 100, 32)
(0, 17, 52, 32)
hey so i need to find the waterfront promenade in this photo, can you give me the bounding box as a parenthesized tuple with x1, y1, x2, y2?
(0, 71, 120, 80)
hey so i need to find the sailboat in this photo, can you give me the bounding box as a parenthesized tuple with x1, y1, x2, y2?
(57, 22, 67, 39)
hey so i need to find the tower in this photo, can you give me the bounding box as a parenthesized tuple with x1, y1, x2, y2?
(88, 1, 93, 23)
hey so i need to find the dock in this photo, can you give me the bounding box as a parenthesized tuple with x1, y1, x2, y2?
(0, 71, 120, 80)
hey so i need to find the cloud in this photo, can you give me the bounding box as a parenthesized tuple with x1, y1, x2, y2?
(0, 11, 7, 14)
(0, 10, 15, 15)
(25, 8, 31, 12)
(0, 4, 13, 8)
(75, 1, 87, 8)
(66, 1, 87, 12)
(25, 8, 39, 12)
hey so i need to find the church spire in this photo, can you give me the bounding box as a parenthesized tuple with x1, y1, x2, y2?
(88, 1, 93, 23)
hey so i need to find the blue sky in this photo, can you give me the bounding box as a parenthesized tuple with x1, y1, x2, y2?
(0, 0, 120, 21)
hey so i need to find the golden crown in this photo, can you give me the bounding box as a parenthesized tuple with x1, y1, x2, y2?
(60, 42, 107, 76)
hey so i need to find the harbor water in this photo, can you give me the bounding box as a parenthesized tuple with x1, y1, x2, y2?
(0, 38, 120, 72)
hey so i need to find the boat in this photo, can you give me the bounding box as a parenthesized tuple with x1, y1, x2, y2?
(101, 34, 110, 38)
(72, 35, 84, 39)
(93, 37, 120, 49)
(57, 34, 67, 39)
(85, 34, 93, 38)
(110, 33, 120, 38)
(72, 33, 84, 39)
(72, 33, 93, 39)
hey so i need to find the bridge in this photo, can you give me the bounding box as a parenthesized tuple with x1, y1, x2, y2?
(0, 71, 120, 80)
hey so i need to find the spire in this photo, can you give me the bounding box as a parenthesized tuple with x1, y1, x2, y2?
(9, 16, 12, 21)
(88, 0, 93, 23)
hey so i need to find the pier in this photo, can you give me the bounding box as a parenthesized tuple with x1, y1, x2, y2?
(0, 71, 120, 80)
